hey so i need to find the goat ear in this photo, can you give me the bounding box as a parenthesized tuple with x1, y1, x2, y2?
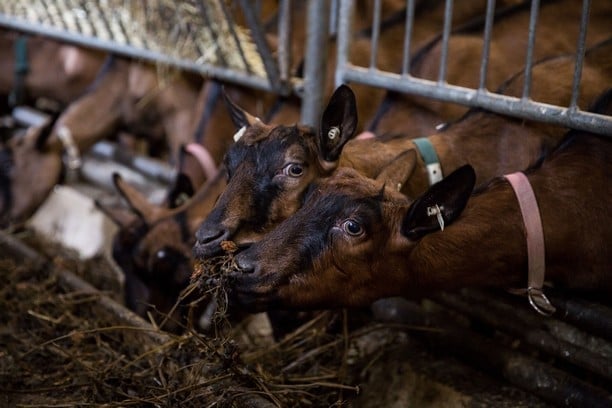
(112, 173, 167, 224)
(319, 85, 358, 163)
(401, 165, 475, 240)
(166, 173, 195, 208)
(222, 86, 260, 129)
(375, 149, 417, 190)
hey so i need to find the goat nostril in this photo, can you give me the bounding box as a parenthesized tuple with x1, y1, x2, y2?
(195, 227, 226, 246)
(235, 254, 255, 274)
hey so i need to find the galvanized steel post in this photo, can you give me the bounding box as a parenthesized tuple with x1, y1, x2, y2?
(300, 0, 331, 127)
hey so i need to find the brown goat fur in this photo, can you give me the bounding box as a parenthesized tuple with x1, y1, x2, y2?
(230, 121, 612, 310)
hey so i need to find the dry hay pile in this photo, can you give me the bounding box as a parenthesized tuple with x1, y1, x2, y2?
(0, 0, 266, 76)
(0, 234, 412, 407)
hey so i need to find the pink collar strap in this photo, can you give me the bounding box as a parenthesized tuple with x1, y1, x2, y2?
(185, 143, 218, 181)
(504, 171, 556, 316)
(355, 131, 376, 140)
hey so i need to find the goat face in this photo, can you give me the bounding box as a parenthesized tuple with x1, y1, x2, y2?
(193, 85, 358, 259)
(104, 172, 224, 328)
(230, 167, 412, 310)
(230, 163, 475, 311)
(194, 122, 320, 258)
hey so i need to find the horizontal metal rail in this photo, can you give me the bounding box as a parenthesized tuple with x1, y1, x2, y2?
(340, 66, 612, 135)
(0, 15, 304, 94)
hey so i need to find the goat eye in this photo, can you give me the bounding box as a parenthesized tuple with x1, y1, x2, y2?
(283, 163, 304, 177)
(342, 219, 363, 236)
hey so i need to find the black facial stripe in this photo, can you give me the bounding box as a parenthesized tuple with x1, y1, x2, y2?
(223, 125, 317, 232)
(278, 191, 383, 272)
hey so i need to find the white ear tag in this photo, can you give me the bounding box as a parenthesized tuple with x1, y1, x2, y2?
(328, 126, 340, 140)
(233, 126, 246, 142)
(426, 204, 445, 231)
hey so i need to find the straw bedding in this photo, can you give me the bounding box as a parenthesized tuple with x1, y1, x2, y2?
(0, 232, 410, 407)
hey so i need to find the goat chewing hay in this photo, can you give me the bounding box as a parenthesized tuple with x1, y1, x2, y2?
(186, 240, 239, 333)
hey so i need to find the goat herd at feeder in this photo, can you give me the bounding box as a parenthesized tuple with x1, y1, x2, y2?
(1, 0, 611, 404)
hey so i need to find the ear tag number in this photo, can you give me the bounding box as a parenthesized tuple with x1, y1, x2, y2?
(426, 204, 445, 231)
(328, 126, 340, 140)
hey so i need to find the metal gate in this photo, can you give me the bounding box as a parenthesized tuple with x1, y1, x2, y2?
(331, 0, 612, 136)
(2, 1, 611, 135)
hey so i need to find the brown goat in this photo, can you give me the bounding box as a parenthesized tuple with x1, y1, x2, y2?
(0, 53, 208, 227)
(0, 29, 108, 106)
(230, 108, 612, 310)
(193, 38, 612, 258)
(100, 170, 228, 330)
(99, 79, 277, 324)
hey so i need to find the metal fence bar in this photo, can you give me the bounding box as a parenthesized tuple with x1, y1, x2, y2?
(0, 15, 293, 93)
(277, 0, 292, 84)
(570, 0, 591, 110)
(335, 0, 353, 88)
(369, 0, 382, 69)
(522, 0, 540, 99)
(400, 0, 416, 76)
(236, 0, 286, 94)
(478, 0, 497, 90)
(300, 0, 330, 127)
(340, 65, 612, 135)
(437, 0, 454, 83)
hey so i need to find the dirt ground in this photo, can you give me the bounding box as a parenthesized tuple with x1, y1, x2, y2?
(0, 229, 568, 407)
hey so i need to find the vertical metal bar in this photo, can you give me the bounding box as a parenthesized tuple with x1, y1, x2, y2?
(197, 2, 228, 67)
(522, 0, 540, 99)
(438, 0, 454, 84)
(329, 0, 338, 36)
(401, 0, 416, 76)
(277, 0, 292, 83)
(301, 0, 331, 127)
(369, 0, 382, 69)
(219, 0, 253, 74)
(335, 0, 353, 88)
(236, 0, 285, 93)
(570, 0, 591, 110)
(478, 0, 496, 90)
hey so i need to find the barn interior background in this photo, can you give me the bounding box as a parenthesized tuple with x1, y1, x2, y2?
(0, 0, 611, 406)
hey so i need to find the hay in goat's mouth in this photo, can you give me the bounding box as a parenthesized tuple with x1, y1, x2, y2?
(188, 240, 240, 332)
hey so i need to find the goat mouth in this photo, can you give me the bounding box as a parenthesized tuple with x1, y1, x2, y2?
(192, 232, 229, 259)
(228, 273, 279, 308)
(228, 283, 274, 312)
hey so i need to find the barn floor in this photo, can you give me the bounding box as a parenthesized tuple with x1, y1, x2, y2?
(3, 198, 610, 407)
(0, 228, 553, 407)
